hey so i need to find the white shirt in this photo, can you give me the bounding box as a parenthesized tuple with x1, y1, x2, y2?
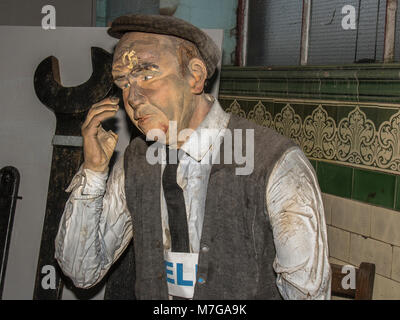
(55, 99, 331, 299)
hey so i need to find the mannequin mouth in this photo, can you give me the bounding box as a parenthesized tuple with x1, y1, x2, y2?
(137, 115, 152, 124)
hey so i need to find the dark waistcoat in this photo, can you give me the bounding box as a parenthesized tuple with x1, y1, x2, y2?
(124, 114, 296, 299)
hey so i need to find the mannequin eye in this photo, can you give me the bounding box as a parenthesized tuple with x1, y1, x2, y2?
(143, 75, 153, 81)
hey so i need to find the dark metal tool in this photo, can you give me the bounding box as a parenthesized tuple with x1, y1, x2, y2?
(32, 47, 114, 299)
(0, 166, 21, 300)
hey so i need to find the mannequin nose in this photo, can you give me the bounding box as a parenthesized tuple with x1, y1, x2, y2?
(127, 82, 146, 109)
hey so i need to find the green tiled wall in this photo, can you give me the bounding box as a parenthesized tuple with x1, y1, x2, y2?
(353, 169, 396, 208)
(218, 65, 400, 212)
(317, 162, 353, 199)
(220, 65, 400, 104)
(314, 161, 398, 210)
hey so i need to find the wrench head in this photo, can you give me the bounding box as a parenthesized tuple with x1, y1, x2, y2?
(34, 47, 114, 114)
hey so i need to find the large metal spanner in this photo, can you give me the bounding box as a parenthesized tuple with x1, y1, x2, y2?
(33, 47, 114, 300)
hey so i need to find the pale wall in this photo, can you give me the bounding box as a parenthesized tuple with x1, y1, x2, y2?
(323, 193, 400, 299)
(0, 26, 118, 299)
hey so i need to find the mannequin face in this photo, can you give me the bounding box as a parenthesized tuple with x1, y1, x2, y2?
(112, 32, 206, 145)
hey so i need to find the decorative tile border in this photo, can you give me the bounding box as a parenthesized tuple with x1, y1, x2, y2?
(220, 96, 400, 176)
(219, 96, 400, 210)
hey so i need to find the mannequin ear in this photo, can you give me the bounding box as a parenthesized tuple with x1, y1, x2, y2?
(186, 58, 208, 94)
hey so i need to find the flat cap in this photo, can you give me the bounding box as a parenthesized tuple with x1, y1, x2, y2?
(108, 14, 220, 78)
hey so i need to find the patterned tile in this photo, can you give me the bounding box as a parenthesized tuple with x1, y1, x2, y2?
(220, 97, 400, 176)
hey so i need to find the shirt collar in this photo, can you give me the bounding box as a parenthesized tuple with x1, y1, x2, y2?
(180, 95, 231, 162)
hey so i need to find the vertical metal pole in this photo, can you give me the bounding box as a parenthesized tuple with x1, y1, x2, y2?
(300, 0, 312, 65)
(242, 0, 249, 66)
(375, 0, 382, 61)
(235, 0, 246, 66)
(353, 0, 362, 63)
(384, 0, 398, 63)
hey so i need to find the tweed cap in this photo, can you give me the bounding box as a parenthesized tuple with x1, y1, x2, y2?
(108, 14, 220, 78)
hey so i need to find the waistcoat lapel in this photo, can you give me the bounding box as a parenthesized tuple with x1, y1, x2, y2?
(193, 119, 235, 299)
(125, 137, 168, 299)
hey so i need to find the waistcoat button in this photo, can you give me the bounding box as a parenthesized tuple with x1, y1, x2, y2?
(201, 245, 209, 253)
(198, 275, 206, 284)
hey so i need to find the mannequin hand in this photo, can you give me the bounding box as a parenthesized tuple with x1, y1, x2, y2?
(81, 96, 120, 172)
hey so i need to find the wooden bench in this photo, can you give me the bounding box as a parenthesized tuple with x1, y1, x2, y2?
(331, 262, 375, 300)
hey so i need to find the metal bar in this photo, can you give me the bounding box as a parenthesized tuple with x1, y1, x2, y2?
(353, 0, 362, 63)
(384, 0, 398, 63)
(242, 0, 249, 66)
(235, 0, 246, 66)
(52, 135, 83, 147)
(300, 0, 312, 65)
(0, 166, 20, 299)
(375, 0, 382, 61)
(221, 65, 400, 79)
(219, 64, 400, 104)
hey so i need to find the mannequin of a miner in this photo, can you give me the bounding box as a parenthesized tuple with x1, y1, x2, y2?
(55, 14, 331, 300)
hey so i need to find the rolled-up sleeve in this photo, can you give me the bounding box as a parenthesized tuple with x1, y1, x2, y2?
(55, 156, 133, 288)
(266, 147, 331, 299)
